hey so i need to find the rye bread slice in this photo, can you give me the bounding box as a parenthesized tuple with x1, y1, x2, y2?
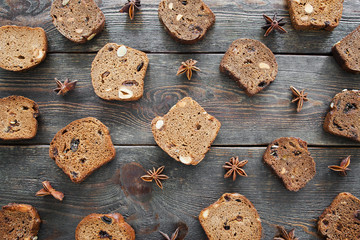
(287, 0, 344, 31)
(318, 192, 360, 240)
(332, 25, 360, 73)
(323, 89, 360, 142)
(263, 137, 316, 192)
(75, 213, 135, 240)
(49, 117, 116, 183)
(158, 0, 215, 44)
(50, 0, 105, 43)
(151, 97, 221, 165)
(0, 95, 40, 140)
(220, 38, 278, 96)
(199, 193, 262, 240)
(0, 25, 47, 72)
(91, 43, 149, 101)
(0, 203, 41, 240)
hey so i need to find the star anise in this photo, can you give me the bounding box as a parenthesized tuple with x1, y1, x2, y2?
(36, 181, 64, 201)
(274, 225, 298, 240)
(159, 227, 179, 240)
(223, 156, 248, 181)
(53, 78, 77, 96)
(328, 155, 351, 176)
(141, 166, 169, 189)
(176, 59, 201, 80)
(119, 0, 141, 20)
(290, 86, 309, 112)
(262, 13, 287, 37)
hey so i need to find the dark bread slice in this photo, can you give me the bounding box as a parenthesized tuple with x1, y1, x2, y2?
(199, 193, 262, 240)
(158, 0, 215, 44)
(75, 213, 135, 240)
(91, 43, 149, 101)
(287, 0, 343, 31)
(0, 203, 41, 240)
(263, 137, 316, 192)
(318, 192, 360, 239)
(0, 95, 40, 140)
(220, 38, 278, 96)
(151, 97, 221, 165)
(332, 25, 360, 73)
(49, 117, 116, 183)
(323, 89, 360, 142)
(50, 0, 105, 43)
(0, 25, 47, 71)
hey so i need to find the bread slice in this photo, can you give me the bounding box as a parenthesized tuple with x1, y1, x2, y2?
(323, 89, 360, 142)
(332, 25, 360, 73)
(0, 95, 40, 140)
(50, 0, 105, 43)
(49, 117, 116, 183)
(151, 97, 221, 165)
(287, 0, 344, 31)
(318, 192, 360, 239)
(91, 43, 149, 101)
(199, 193, 262, 240)
(220, 38, 278, 96)
(158, 0, 215, 44)
(0, 203, 41, 240)
(263, 137, 316, 191)
(75, 213, 135, 240)
(0, 25, 47, 71)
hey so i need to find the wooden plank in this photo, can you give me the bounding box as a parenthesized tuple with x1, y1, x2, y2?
(0, 53, 359, 146)
(0, 145, 359, 239)
(1, 0, 360, 54)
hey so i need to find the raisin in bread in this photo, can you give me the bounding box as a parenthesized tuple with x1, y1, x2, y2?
(0, 25, 47, 71)
(50, 0, 105, 43)
(91, 43, 149, 101)
(151, 97, 221, 165)
(323, 89, 360, 142)
(75, 213, 135, 240)
(0, 203, 41, 240)
(220, 38, 278, 96)
(0, 96, 40, 140)
(49, 117, 116, 183)
(199, 193, 262, 240)
(263, 137, 316, 191)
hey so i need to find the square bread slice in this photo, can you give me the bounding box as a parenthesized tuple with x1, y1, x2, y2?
(49, 117, 116, 183)
(91, 43, 149, 101)
(151, 97, 221, 165)
(0, 25, 47, 71)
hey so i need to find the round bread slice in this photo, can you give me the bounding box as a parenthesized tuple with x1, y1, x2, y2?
(318, 192, 360, 239)
(0, 96, 40, 140)
(0, 25, 47, 71)
(0, 203, 41, 240)
(75, 213, 135, 240)
(323, 89, 360, 142)
(158, 0, 215, 44)
(263, 137, 316, 192)
(91, 43, 149, 101)
(49, 117, 116, 183)
(220, 38, 278, 96)
(199, 193, 262, 240)
(50, 0, 105, 43)
(151, 97, 221, 165)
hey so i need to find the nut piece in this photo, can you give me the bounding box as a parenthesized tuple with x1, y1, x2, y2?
(259, 62, 270, 70)
(179, 156, 192, 165)
(280, 167, 287, 174)
(33, 49, 45, 59)
(304, 3, 313, 14)
(156, 119, 164, 129)
(87, 33, 96, 41)
(330, 102, 334, 108)
(202, 209, 209, 218)
(118, 87, 133, 99)
(75, 28, 83, 34)
(176, 14, 183, 21)
(117, 45, 127, 58)
(168, 2, 173, 9)
(300, 16, 309, 21)
(62, 0, 70, 6)
(178, 101, 187, 107)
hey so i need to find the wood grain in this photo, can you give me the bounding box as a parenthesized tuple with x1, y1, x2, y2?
(0, 0, 360, 54)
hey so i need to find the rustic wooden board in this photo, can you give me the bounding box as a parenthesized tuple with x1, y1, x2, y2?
(0, 145, 359, 239)
(1, 53, 359, 146)
(1, 0, 360, 54)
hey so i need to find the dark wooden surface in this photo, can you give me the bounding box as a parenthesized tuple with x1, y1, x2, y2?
(0, 0, 360, 239)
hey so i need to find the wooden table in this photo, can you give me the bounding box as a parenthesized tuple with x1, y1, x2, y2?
(1, 0, 360, 239)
